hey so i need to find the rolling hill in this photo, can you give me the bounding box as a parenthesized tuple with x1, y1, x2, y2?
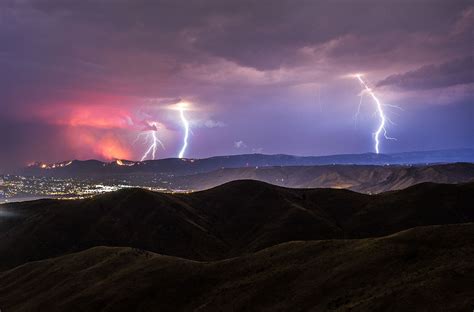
(1, 180, 473, 271)
(173, 162, 474, 192)
(0, 223, 472, 311)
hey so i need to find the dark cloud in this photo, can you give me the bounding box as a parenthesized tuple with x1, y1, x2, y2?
(4, 0, 471, 70)
(0, 0, 473, 170)
(0, 119, 74, 170)
(377, 56, 474, 90)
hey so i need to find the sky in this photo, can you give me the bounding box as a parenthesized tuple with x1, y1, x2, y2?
(0, 0, 473, 171)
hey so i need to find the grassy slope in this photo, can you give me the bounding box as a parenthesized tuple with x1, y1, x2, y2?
(0, 223, 472, 312)
(1, 180, 473, 270)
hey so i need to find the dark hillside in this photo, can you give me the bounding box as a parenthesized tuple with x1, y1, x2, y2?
(1, 180, 473, 270)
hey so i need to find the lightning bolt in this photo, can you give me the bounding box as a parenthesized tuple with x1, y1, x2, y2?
(355, 74, 397, 154)
(178, 105, 190, 159)
(137, 122, 165, 161)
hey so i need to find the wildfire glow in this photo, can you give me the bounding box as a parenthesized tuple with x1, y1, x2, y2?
(98, 137, 132, 160)
(73, 131, 132, 160)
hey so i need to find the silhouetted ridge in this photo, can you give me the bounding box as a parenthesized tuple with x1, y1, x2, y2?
(21, 149, 474, 179)
(1, 180, 473, 271)
(1, 223, 472, 311)
(199, 179, 295, 195)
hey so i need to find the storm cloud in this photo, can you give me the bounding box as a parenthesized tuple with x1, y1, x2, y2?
(377, 56, 474, 90)
(0, 0, 473, 171)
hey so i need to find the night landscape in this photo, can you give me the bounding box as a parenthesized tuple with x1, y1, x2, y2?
(0, 1, 473, 311)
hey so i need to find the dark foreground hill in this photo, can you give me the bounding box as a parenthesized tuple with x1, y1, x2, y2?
(1, 223, 473, 312)
(1, 180, 473, 270)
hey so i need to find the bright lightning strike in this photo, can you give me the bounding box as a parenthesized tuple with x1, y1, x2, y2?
(178, 103, 190, 159)
(137, 122, 165, 161)
(354, 74, 397, 154)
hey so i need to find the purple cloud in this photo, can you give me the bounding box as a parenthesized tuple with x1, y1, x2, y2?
(0, 0, 473, 171)
(377, 56, 474, 90)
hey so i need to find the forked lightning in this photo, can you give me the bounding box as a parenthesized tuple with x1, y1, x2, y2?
(354, 74, 397, 154)
(138, 122, 165, 161)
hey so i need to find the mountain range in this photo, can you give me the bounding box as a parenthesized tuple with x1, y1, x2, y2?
(22, 148, 474, 178)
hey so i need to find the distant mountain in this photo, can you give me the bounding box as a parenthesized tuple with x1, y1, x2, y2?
(1, 223, 473, 311)
(20, 161, 474, 195)
(174, 162, 474, 193)
(22, 148, 474, 178)
(1, 180, 473, 270)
